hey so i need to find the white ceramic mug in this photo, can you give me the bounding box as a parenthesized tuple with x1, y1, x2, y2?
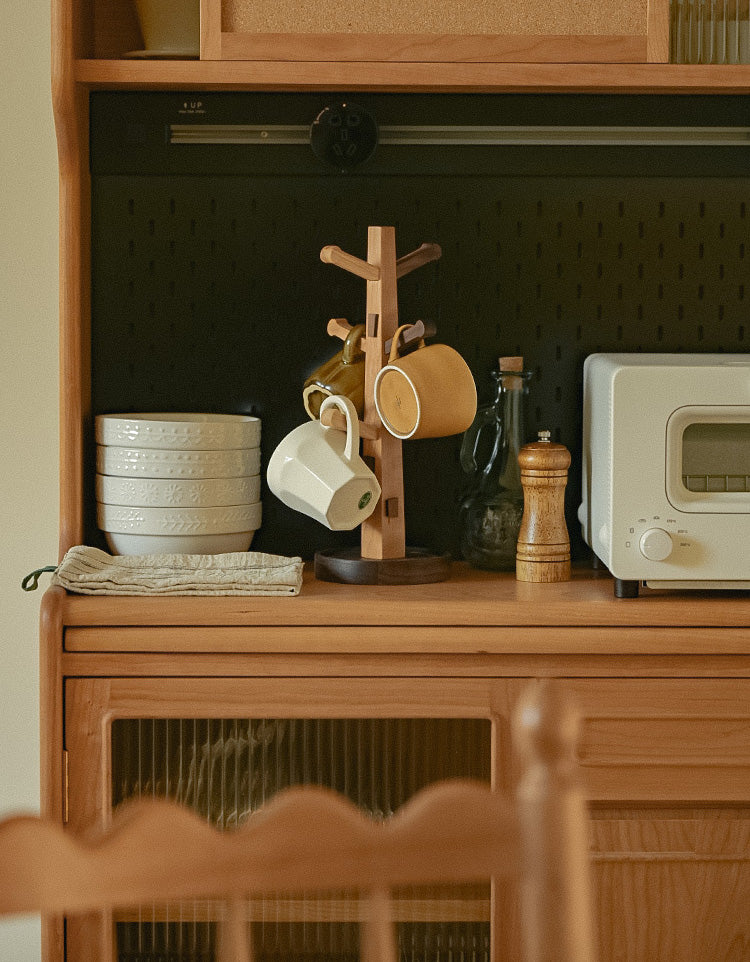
(266, 395, 381, 531)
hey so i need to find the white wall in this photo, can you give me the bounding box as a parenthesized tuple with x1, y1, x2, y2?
(0, 0, 60, 957)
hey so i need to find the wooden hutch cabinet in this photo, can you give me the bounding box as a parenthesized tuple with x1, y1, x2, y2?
(45, 0, 750, 960)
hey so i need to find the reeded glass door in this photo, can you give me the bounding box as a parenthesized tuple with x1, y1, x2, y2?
(65, 677, 518, 962)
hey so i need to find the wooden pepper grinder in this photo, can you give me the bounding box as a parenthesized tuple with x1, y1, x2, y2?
(516, 430, 571, 583)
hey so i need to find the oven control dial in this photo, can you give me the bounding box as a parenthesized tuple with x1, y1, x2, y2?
(639, 527, 673, 562)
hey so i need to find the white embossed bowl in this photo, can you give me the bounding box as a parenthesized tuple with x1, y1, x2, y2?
(96, 473, 261, 508)
(95, 413, 261, 450)
(96, 444, 261, 480)
(102, 530, 258, 555)
(97, 501, 262, 555)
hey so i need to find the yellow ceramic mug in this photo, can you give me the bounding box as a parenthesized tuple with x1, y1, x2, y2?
(303, 324, 366, 419)
(374, 325, 477, 440)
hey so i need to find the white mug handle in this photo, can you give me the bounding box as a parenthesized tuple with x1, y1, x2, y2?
(319, 394, 360, 464)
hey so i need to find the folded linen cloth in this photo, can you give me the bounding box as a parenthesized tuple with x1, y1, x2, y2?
(50, 545, 303, 596)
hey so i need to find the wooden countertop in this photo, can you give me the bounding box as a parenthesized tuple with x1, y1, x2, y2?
(45, 563, 750, 630)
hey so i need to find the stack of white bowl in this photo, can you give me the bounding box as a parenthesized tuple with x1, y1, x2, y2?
(95, 413, 262, 555)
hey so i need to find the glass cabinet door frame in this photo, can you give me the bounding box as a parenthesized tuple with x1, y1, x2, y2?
(64, 675, 523, 962)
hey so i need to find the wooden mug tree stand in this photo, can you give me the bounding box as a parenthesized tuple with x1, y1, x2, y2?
(314, 226, 451, 585)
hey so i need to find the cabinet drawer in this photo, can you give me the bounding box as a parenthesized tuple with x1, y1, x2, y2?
(568, 679, 750, 802)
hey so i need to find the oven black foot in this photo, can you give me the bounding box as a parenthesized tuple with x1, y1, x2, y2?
(614, 578, 639, 598)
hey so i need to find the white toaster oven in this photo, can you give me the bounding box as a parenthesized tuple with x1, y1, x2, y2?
(578, 353, 750, 596)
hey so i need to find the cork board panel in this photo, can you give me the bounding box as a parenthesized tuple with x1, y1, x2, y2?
(222, 0, 647, 37)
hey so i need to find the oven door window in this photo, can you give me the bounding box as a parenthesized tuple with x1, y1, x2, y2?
(666, 407, 750, 512)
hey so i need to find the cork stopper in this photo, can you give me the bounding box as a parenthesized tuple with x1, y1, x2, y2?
(498, 356, 525, 391)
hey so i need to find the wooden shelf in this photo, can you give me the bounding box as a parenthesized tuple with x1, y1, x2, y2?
(74, 58, 750, 92)
(47, 566, 750, 634)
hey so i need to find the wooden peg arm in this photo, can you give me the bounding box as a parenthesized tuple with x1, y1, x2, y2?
(395, 243, 442, 279)
(321, 246, 380, 281)
(320, 406, 380, 440)
(327, 318, 353, 340)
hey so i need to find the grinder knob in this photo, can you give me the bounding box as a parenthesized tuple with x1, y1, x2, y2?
(516, 431, 571, 583)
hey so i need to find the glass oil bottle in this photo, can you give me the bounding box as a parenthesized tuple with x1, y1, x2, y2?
(459, 357, 532, 570)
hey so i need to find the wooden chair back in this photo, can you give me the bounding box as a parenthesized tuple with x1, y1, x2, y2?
(0, 680, 596, 962)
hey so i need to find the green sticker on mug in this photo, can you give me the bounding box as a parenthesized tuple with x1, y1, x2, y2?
(358, 491, 373, 510)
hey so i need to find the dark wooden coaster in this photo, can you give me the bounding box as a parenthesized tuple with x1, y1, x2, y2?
(314, 546, 451, 585)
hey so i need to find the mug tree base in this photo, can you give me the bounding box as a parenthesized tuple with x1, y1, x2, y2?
(314, 546, 451, 585)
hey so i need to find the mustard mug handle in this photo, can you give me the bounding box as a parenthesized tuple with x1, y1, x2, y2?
(387, 323, 418, 363)
(342, 324, 366, 364)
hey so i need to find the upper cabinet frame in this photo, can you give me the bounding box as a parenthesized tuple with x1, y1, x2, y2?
(198, 0, 670, 63)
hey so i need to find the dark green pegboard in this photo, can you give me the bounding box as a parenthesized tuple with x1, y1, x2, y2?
(90, 93, 750, 560)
